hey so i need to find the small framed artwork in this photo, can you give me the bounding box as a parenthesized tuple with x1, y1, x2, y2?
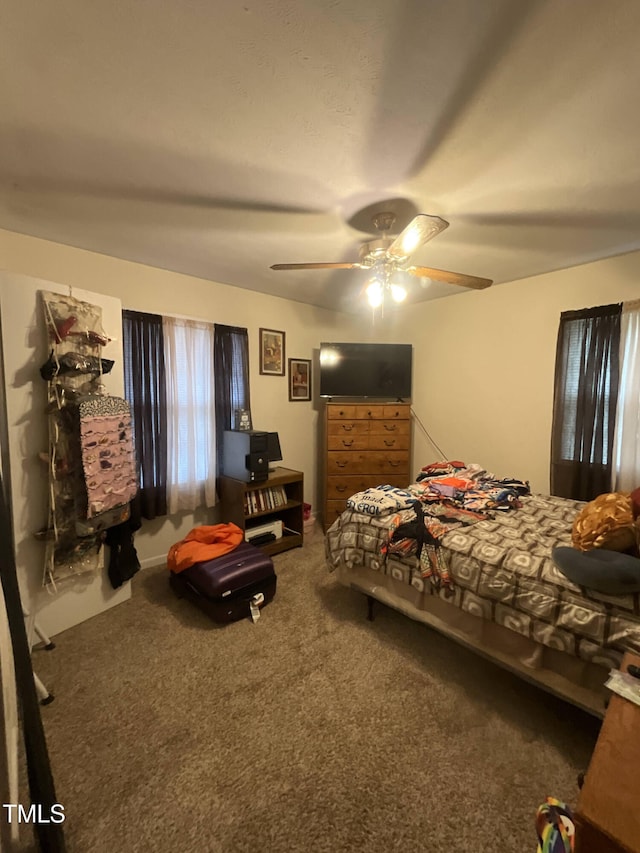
(288, 358, 311, 401)
(259, 328, 286, 375)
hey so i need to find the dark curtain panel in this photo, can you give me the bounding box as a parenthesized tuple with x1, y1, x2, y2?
(122, 310, 168, 519)
(214, 324, 251, 469)
(551, 303, 622, 501)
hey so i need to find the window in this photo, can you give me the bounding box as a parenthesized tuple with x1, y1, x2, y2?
(122, 310, 167, 520)
(163, 316, 216, 514)
(612, 300, 640, 491)
(550, 304, 621, 501)
(122, 311, 251, 517)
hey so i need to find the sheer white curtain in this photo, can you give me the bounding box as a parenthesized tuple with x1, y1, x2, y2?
(163, 316, 217, 513)
(612, 299, 640, 491)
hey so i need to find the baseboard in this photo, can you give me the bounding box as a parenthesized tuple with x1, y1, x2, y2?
(139, 555, 167, 570)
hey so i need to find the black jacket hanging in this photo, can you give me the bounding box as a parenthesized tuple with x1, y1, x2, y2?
(104, 494, 142, 589)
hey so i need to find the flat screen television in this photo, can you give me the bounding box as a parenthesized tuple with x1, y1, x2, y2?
(319, 342, 412, 399)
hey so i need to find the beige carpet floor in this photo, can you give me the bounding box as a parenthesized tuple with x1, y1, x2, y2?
(27, 535, 600, 852)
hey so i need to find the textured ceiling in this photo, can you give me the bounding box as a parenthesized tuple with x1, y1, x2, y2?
(1, 0, 640, 313)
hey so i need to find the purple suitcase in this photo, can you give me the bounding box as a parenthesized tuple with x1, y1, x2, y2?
(169, 541, 277, 623)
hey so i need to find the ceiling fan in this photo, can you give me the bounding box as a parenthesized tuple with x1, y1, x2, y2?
(271, 212, 492, 307)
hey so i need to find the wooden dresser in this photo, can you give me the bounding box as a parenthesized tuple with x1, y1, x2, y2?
(574, 651, 640, 853)
(322, 402, 412, 530)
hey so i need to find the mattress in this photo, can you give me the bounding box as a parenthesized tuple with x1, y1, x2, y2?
(325, 493, 640, 671)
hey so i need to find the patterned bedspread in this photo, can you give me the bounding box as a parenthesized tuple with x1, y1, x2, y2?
(325, 493, 640, 667)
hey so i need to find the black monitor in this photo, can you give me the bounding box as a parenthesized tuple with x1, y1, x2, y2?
(319, 342, 412, 399)
(267, 432, 282, 472)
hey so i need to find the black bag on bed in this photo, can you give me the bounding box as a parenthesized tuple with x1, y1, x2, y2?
(389, 500, 436, 556)
(169, 541, 277, 623)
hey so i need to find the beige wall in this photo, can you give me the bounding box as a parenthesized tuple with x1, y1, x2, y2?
(0, 228, 360, 566)
(394, 250, 640, 493)
(3, 225, 639, 570)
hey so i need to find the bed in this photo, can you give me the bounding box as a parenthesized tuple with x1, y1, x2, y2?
(325, 467, 640, 717)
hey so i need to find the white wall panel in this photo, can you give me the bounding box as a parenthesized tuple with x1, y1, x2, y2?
(0, 272, 130, 638)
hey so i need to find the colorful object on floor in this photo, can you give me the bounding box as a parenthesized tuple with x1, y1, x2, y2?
(535, 797, 575, 852)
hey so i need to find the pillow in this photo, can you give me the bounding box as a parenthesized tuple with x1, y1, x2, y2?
(571, 491, 638, 552)
(552, 546, 640, 595)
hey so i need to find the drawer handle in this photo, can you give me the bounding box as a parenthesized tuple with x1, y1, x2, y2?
(341, 424, 353, 431)
(336, 460, 348, 468)
(383, 424, 397, 431)
(339, 410, 345, 416)
(336, 486, 347, 493)
(388, 460, 401, 467)
(367, 410, 372, 417)
(384, 439, 396, 447)
(342, 439, 354, 447)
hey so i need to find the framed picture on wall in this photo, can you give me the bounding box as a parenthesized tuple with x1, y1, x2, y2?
(288, 358, 311, 401)
(259, 328, 285, 375)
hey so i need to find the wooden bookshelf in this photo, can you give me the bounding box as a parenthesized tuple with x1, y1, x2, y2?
(217, 467, 304, 556)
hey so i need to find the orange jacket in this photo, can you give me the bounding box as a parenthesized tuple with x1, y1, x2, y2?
(167, 523, 244, 573)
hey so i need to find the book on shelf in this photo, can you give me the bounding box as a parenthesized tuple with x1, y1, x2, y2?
(244, 484, 290, 515)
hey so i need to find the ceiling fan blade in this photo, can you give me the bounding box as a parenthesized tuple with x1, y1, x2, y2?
(270, 262, 362, 271)
(386, 214, 449, 260)
(407, 266, 492, 289)
(3, 181, 339, 234)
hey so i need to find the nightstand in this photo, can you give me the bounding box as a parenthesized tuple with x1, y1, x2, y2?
(574, 651, 640, 852)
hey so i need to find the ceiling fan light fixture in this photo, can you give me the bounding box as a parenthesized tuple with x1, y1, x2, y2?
(399, 229, 421, 255)
(366, 279, 383, 308)
(269, 211, 493, 301)
(390, 284, 407, 303)
(387, 214, 450, 260)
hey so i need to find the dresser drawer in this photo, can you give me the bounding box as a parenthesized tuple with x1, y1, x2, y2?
(369, 420, 410, 436)
(352, 404, 386, 419)
(327, 420, 369, 437)
(369, 450, 410, 474)
(327, 434, 369, 451)
(383, 404, 411, 419)
(327, 474, 410, 500)
(367, 433, 410, 451)
(327, 433, 409, 450)
(327, 450, 409, 475)
(327, 452, 369, 474)
(327, 405, 358, 419)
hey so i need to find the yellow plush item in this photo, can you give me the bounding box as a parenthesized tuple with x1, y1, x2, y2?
(571, 492, 637, 552)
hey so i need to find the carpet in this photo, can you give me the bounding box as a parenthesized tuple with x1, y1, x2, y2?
(27, 535, 599, 852)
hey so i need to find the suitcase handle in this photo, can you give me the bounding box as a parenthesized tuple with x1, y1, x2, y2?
(249, 592, 265, 623)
